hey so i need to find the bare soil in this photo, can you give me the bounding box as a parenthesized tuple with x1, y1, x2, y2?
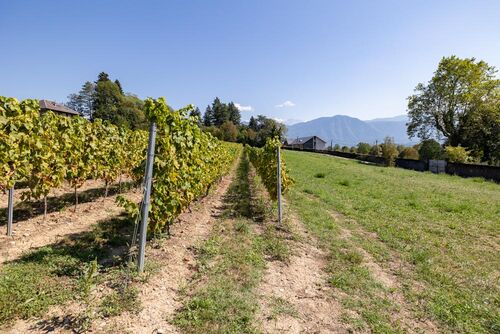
(0, 180, 141, 264)
(0, 179, 113, 209)
(257, 209, 351, 334)
(93, 170, 236, 334)
(3, 162, 238, 334)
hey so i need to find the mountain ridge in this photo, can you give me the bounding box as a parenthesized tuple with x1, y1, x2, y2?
(286, 114, 415, 146)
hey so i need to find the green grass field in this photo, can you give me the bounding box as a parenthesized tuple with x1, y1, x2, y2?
(284, 150, 500, 333)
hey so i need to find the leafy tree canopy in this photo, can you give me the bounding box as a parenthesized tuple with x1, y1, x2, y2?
(357, 142, 371, 154)
(418, 139, 443, 161)
(67, 72, 147, 130)
(407, 56, 499, 163)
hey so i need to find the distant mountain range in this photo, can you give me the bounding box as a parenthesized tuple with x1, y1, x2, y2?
(286, 115, 416, 146)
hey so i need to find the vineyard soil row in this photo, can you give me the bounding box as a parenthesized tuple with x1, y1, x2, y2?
(3, 155, 240, 333)
(0, 180, 141, 264)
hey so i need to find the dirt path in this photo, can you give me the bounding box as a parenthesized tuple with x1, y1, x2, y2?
(257, 208, 350, 334)
(5, 160, 238, 334)
(0, 188, 142, 264)
(91, 162, 239, 333)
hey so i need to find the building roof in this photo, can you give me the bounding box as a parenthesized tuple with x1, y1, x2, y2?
(39, 100, 80, 116)
(288, 136, 326, 145)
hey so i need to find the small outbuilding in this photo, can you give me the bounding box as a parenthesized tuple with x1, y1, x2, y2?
(286, 136, 326, 150)
(39, 100, 80, 117)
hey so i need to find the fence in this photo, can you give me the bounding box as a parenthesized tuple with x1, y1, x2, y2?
(283, 146, 500, 182)
(446, 162, 500, 181)
(395, 158, 427, 172)
(429, 160, 447, 174)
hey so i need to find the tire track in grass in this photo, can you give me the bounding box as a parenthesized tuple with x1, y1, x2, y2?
(285, 150, 499, 333)
(329, 210, 439, 333)
(289, 189, 439, 333)
(257, 203, 350, 333)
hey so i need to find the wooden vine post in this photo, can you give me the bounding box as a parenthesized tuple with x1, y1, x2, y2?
(137, 122, 157, 273)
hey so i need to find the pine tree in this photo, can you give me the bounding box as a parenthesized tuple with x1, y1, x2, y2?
(97, 72, 110, 82)
(93, 73, 122, 124)
(212, 97, 227, 126)
(66, 81, 95, 119)
(203, 105, 213, 126)
(248, 116, 258, 131)
(114, 79, 124, 94)
(228, 102, 241, 125)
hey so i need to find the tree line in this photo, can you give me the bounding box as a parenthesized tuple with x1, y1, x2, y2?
(327, 137, 486, 166)
(201, 97, 286, 147)
(66, 72, 148, 130)
(328, 56, 499, 166)
(67, 75, 284, 147)
(406, 56, 499, 165)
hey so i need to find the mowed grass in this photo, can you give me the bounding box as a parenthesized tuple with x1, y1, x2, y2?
(0, 215, 143, 329)
(284, 150, 500, 333)
(174, 153, 289, 334)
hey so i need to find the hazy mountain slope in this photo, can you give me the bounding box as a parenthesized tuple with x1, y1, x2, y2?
(286, 115, 415, 146)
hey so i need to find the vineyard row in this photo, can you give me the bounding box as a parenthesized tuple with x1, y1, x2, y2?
(0, 96, 240, 234)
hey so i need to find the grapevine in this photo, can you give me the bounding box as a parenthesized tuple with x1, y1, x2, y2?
(144, 97, 241, 234)
(1, 96, 240, 236)
(246, 137, 293, 200)
(0, 96, 149, 214)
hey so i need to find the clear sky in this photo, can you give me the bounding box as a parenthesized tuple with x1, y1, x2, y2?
(1, 0, 499, 123)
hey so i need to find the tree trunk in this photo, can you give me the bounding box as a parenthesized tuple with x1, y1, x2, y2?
(105, 180, 109, 198)
(118, 175, 122, 193)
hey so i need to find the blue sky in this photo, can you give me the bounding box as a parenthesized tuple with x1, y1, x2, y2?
(1, 0, 499, 123)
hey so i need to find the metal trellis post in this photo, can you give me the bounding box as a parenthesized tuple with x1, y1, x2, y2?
(137, 122, 157, 273)
(277, 146, 282, 225)
(7, 186, 14, 236)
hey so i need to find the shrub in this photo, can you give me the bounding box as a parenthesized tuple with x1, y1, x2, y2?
(314, 172, 326, 178)
(357, 142, 371, 154)
(418, 139, 442, 161)
(381, 137, 399, 167)
(399, 147, 419, 160)
(445, 145, 470, 163)
(369, 145, 381, 156)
